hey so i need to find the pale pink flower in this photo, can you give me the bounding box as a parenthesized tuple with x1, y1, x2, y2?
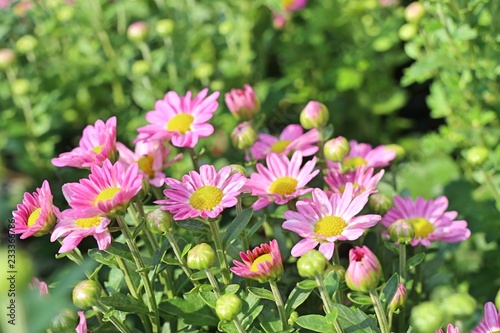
(437, 324, 460, 333)
(231, 239, 283, 283)
(135, 89, 220, 148)
(282, 185, 380, 259)
(50, 209, 111, 253)
(389, 283, 407, 312)
(472, 302, 500, 333)
(11, 180, 59, 239)
(117, 140, 182, 187)
(328, 140, 396, 171)
(324, 166, 384, 197)
(157, 164, 246, 220)
(28, 278, 49, 296)
(62, 160, 143, 217)
(52, 117, 117, 168)
(246, 152, 319, 210)
(381, 196, 470, 246)
(250, 124, 319, 161)
(345, 246, 382, 292)
(225, 84, 260, 121)
(76, 311, 87, 333)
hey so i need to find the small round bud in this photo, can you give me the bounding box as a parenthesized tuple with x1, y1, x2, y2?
(187, 243, 216, 270)
(229, 164, 247, 177)
(388, 283, 407, 312)
(387, 219, 415, 245)
(464, 146, 489, 166)
(72, 280, 102, 309)
(368, 193, 393, 215)
(0, 49, 16, 70)
(324, 136, 350, 162)
(127, 21, 149, 43)
(16, 35, 38, 54)
(155, 19, 175, 36)
(215, 294, 242, 321)
(399, 23, 418, 41)
(345, 246, 382, 293)
(50, 309, 79, 332)
(404, 2, 425, 23)
(131, 60, 151, 77)
(329, 264, 346, 281)
(410, 301, 444, 333)
(288, 311, 299, 326)
(194, 63, 214, 80)
(231, 122, 257, 150)
(384, 144, 405, 161)
(441, 293, 476, 318)
(11, 79, 30, 96)
(146, 208, 173, 235)
(300, 101, 329, 129)
(297, 250, 327, 278)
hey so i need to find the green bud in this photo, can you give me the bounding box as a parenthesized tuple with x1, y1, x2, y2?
(441, 293, 476, 318)
(194, 63, 214, 80)
(297, 250, 327, 278)
(387, 219, 415, 245)
(131, 60, 151, 76)
(464, 146, 489, 166)
(329, 264, 346, 282)
(300, 101, 329, 129)
(72, 280, 102, 309)
(11, 79, 30, 96)
(231, 122, 257, 150)
(405, 2, 425, 23)
(56, 6, 74, 22)
(0, 49, 15, 70)
(50, 309, 78, 332)
(368, 193, 393, 215)
(127, 21, 149, 43)
(288, 311, 299, 326)
(324, 136, 350, 162)
(495, 288, 500, 309)
(388, 284, 407, 312)
(16, 35, 38, 54)
(155, 19, 175, 36)
(410, 301, 443, 333)
(399, 23, 418, 41)
(229, 164, 247, 177)
(187, 243, 216, 270)
(146, 208, 173, 235)
(215, 294, 242, 321)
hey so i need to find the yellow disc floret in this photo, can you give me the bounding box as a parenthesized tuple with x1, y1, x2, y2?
(167, 113, 194, 134)
(250, 253, 273, 272)
(409, 217, 435, 238)
(314, 216, 347, 237)
(189, 185, 223, 211)
(27, 208, 42, 227)
(138, 154, 155, 177)
(270, 140, 291, 153)
(269, 176, 298, 196)
(91, 145, 103, 154)
(76, 216, 102, 229)
(343, 157, 368, 169)
(94, 187, 120, 206)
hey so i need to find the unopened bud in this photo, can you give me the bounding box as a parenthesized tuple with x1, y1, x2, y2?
(410, 301, 443, 333)
(50, 309, 79, 332)
(324, 136, 350, 162)
(345, 246, 382, 293)
(387, 219, 415, 245)
(131, 60, 150, 76)
(405, 2, 425, 23)
(288, 311, 299, 326)
(441, 293, 476, 318)
(225, 84, 261, 121)
(368, 193, 393, 215)
(388, 284, 407, 312)
(215, 294, 242, 321)
(297, 250, 327, 278)
(11, 79, 30, 96)
(229, 164, 247, 177)
(57, 6, 74, 22)
(155, 19, 175, 36)
(465, 146, 489, 166)
(0, 49, 16, 70)
(399, 23, 417, 41)
(300, 101, 329, 129)
(187, 243, 216, 270)
(146, 208, 173, 235)
(72, 280, 102, 309)
(16, 35, 38, 54)
(231, 122, 257, 150)
(127, 21, 149, 43)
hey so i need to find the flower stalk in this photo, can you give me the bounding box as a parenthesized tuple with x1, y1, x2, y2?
(369, 289, 390, 333)
(315, 275, 343, 333)
(269, 281, 289, 331)
(208, 218, 231, 285)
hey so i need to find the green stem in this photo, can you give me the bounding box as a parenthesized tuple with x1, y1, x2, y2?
(269, 281, 289, 331)
(399, 244, 407, 283)
(208, 219, 231, 285)
(369, 289, 390, 333)
(205, 268, 221, 297)
(139, 42, 152, 64)
(187, 147, 200, 172)
(332, 247, 344, 304)
(164, 232, 200, 286)
(96, 302, 132, 333)
(315, 275, 343, 333)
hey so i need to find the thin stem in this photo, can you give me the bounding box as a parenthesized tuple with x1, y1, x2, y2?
(369, 289, 390, 333)
(269, 281, 289, 331)
(332, 247, 344, 304)
(399, 244, 407, 283)
(96, 303, 132, 333)
(187, 147, 200, 172)
(208, 219, 231, 285)
(315, 275, 343, 333)
(164, 232, 200, 286)
(205, 268, 221, 297)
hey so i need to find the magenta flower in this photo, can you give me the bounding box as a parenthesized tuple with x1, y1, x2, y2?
(250, 124, 319, 161)
(11, 180, 59, 239)
(231, 239, 283, 283)
(328, 140, 396, 171)
(246, 152, 319, 210)
(62, 160, 143, 217)
(437, 324, 460, 333)
(76, 311, 87, 333)
(381, 196, 470, 246)
(225, 84, 260, 121)
(324, 166, 384, 197)
(472, 302, 500, 333)
(282, 185, 381, 259)
(282, 0, 307, 12)
(157, 164, 246, 220)
(50, 209, 111, 253)
(52, 117, 117, 168)
(117, 140, 182, 187)
(29, 277, 49, 296)
(135, 89, 220, 148)
(345, 246, 382, 292)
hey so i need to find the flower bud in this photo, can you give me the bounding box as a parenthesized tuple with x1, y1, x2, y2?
(0, 49, 16, 70)
(329, 264, 346, 281)
(297, 250, 327, 278)
(300, 101, 329, 129)
(146, 208, 173, 235)
(324, 136, 350, 162)
(388, 283, 407, 312)
(11, 79, 30, 96)
(131, 60, 150, 76)
(345, 246, 382, 293)
(155, 19, 175, 36)
(229, 164, 247, 177)
(28, 277, 49, 296)
(441, 293, 476, 318)
(288, 311, 299, 326)
(387, 219, 415, 245)
(405, 2, 425, 23)
(127, 21, 149, 43)
(410, 301, 443, 333)
(368, 193, 393, 215)
(16, 35, 38, 54)
(465, 146, 489, 166)
(384, 144, 405, 161)
(187, 243, 216, 270)
(225, 84, 260, 121)
(50, 309, 79, 332)
(57, 6, 75, 22)
(215, 294, 242, 321)
(399, 23, 418, 41)
(231, 122, 257, 150)
(72, 280, 102, 309)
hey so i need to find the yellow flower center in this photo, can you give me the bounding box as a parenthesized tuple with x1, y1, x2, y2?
(339, 183, 361, 194)
(250, 253, 273, 272)
(27, 208, 42, 227)
(409, 217, 435, 239)
(91, 145, 103, 154)
(343, 157, 368, 169)
(137, 155, 155, 177)
(189, 185, 223, 211)
(76, 216, 102, 229)
(269, 176, 298, 196)
(314, 216, 347, 237)
(94, 187, 120, 206)
(282, 0, 294, 9)
(166, 113, 194, 134)
(270, 140, 291, 153)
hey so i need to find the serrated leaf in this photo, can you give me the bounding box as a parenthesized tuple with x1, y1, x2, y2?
(100, 293, 149, 314)
(88, 249, 117, 266)
(222, 208, 254, 247)
(380, 273, 399, 307)
(406, 253, 425, 270)
(296, 315, 332, 332)
(296, 279, 317, 290)
(332, 303, 381, 333)
(248, 287, 275, 301)
(176, 219, 210, 234)
(285, 286, 313, 316)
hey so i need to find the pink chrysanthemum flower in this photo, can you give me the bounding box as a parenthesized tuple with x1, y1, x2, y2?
(324, 166, 384, 197)
(135, 89, 220, 148)
(62, 160, 143, 217)
(11, 180, 59, 239)
(117, 139, 182, 187)
(52, 117, 117, 168)
(381, 196, 470, 246)
(29, 277, 49, 296)
(76, 311, 87, 333)
(472, 302, 500, 333)
(246, 152, 319, 210)
(157, 164, 246, 220)
(231, 239, 283, 283)
(50, 209, 112, 253)
(328, 140, 396, 171)
(345, 245, 382, 292)
(282, 185, 381, 260)
(250, 124, 319, 161)
(437, 324, 460, 333)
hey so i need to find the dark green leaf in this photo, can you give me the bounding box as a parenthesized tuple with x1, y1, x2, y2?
(199, 290, 217, 308)
(406, 253, 425, 270)
(296, 315, 332, 332)
(247, 215, 266, 238)
(324, 270, 339, 297)
(222, 208, 254, 247)
(332, 303, 381, 333)
(347, 293, 373, 306)
(380, 273, 399, 307)
(100, 293, 149, 314)
(296, 279, 317, 290)
(176, 219, 210, 234)
(259, 307, 283, 333)
(159, 293, 219, 326)
(88, 249, 117, 266)
(325, 309, 339, 325)
(105, 243, 135, 263)
(248, 287, 275, 301)
(285, 286, 313, 316)
(383, 242, 400, 254)
(224, 284, 240, 294)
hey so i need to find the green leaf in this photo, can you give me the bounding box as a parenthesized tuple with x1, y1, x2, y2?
(285, 286, 313, 316)
(164, 258, 181, 266)
(241, 292, 263, 330)
(383, 242, 400, 254)
(88, 249, 117, 266)
(105, 243, 135, 263)
(296, 279, 317, 290)
(100, 293, 149, 314)
(247, 215, 266, 238)
(259, 307, 283, 333)
(332, 303, 381, 333)
(190, 267, 220, 281)
(406, 253, 425, 270)
(325, 309, 339, 325)
(296, 315, 332, 332)
(199, 290, 217, 308)
(347, 293, 373, 306)
(222, 208, 254, 247)
(324, 270, 339, 297)
(159, 293, 219, 327)
(248, 287, 275, 301)
(380, 273, 399, 307)
(181, 243, 192, 258)
(176, 219, 210, 234)
(224, 284, 240, 294)
(152, 238, 170, 267)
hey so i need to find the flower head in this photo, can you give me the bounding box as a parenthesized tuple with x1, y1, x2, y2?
(328, 140, 396, 171)
(300, 101, 329, 129)
(62, 160, 143, 217)
(231, 239, 283, 283)
(135, 89, 220, 148)
(381, 196, 470, 246)
(472, 302, 500, 333)
(324, 136, 350, 162)
(437, 324, 460, 333)
(52, 117, 117, 168)
(282, 185, 381, 259)
(345, 246, 382, 292)
(157, 164, 246, 220)
(76, 311, 87, 333)
(324, 166, 384, 197)
(11, 180, 59, 239)
(29, 277, 49, 296)
(246, 152, 319, 210)
(231, 122, 258, 150)
(250, 124, 319, 161)
(225, 84, 260, 121)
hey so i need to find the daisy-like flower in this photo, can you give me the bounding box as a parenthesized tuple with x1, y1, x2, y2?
(117, 139, 182, 187)
(381, 196, 470, 247)
(438, 324, 460, 333)
(250, 124, 319, 161)
(50, 209, 112, 253)
(245, 152, 319, 210)
(282, 185, 381, 260)
(328, 140, 396, 171)
(11, 180, 59, 239)
(231, 239, 283, 283)
(324, 166, 384, 197)
(158, 164, 246, 220)
(135, 89, 220, 148)
(472, 302, 500, 333)
(62, 160, 143, 217)
(76, 311, 87, 333)
(52, 117, 117, 168)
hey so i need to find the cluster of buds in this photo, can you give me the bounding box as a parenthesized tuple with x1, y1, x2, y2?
(226, 85, 260, 150)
